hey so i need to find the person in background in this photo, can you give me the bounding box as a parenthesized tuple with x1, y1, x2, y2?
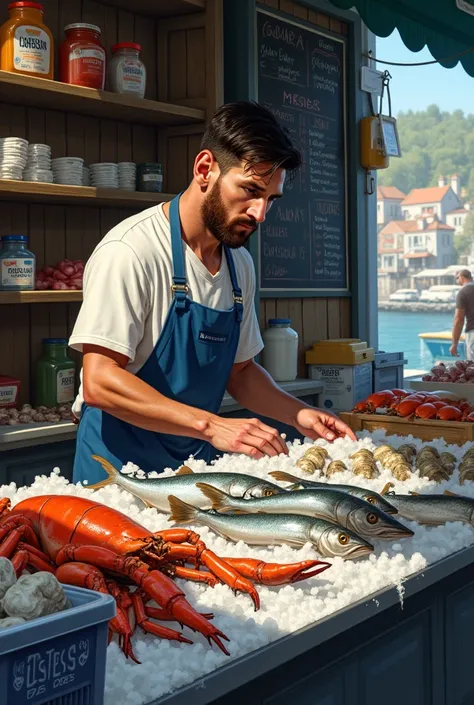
(450, 268, 474, 359)
(69, 101, 356, 485)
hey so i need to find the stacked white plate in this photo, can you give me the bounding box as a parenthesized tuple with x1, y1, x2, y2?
(52, 157, 84, 186)
(89, 162, 119, 189)
(0, 136, 28, 181)
(24, 143, 53, 183)
(118, 162, 136, 191)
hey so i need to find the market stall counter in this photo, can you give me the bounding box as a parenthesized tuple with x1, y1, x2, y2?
(149, 544, 474, 705)
(0, 379, 324, 486)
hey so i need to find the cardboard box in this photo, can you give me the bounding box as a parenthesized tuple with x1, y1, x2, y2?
(308, 362, 373, 412)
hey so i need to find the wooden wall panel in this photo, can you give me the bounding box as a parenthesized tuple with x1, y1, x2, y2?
(257, 1, 351, 379)
(0, 0, 210, 404)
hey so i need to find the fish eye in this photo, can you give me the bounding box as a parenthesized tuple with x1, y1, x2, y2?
(338, 533, 349, 545)
(367, 513, 378, 524)
(263, 488, 276, 497)
(366, 496, 376, 505)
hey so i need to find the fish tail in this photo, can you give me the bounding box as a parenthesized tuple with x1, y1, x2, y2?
(196, 482, 234, 512)
(168, 495, 200, 524)
(269, 471, 302, 484)
(89, 455, 118, 489)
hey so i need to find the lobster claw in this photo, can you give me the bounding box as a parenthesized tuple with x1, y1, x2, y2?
(223, 558, 331, 586)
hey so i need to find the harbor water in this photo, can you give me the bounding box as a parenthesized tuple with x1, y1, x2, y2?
(378, 309, 454, 373)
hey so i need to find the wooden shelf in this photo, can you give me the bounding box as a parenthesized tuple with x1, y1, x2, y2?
(98, 0, 205, 17)
(0, 180, 176, 208)
(0, 291, 82, 305)
(0, 71, 205, 126)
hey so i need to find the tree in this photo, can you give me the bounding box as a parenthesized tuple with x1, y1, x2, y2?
(377, 105, 474, 201)
(454, 211, 474, 259)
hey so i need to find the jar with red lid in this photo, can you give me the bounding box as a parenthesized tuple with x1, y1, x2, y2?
(108, 42, 146, 98)
(59, 23, 105, 89)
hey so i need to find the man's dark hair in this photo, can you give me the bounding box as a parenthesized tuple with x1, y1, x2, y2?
(200, 101, 302, 179)
(458, 268, 473, 280)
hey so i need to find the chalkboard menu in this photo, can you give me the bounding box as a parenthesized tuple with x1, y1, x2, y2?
(257, 8, 348, 293)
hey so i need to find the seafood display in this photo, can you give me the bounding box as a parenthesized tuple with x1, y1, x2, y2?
(0, 494, 330, 661)
(167, 495, 374, 559)
(91, 455, 284, 511)
(352, 388, 474, 422)
(195, 483, 414, 540)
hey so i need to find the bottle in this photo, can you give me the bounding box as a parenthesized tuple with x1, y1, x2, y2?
(261, 318, 298, 382)
(108, 42, 146, 98)
(35, 339, 76, 408)
(0, 235, 35, 290)
(59, 23, 106, 89)
(0, 1, 54, 79)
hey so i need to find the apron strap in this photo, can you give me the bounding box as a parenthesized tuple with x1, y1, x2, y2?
(224, 245, 243, 323)
(169, 193, 188, 310)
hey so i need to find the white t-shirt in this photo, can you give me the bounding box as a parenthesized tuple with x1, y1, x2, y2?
(69, 203, 264, 417)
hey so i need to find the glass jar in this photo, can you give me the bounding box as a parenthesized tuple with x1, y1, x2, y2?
(108, 42, 146, 98)
(35, 338, 76, 408)
(0, 235, 35, 290)
(136, 162, 163, 192)
(59, 23, 105, 89)
(261, 318, 298, 382)
(0, 2, 54, 79)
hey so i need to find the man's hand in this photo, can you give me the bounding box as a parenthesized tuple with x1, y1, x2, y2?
(450, 343, 459, 357)
(292, 407, 357, 442)
(195, 415, 288, 459)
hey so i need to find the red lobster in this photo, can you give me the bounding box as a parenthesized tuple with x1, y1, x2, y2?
(0, 495, 329, 662)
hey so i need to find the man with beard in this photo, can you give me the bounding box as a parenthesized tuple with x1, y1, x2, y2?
(70, 101, 355, 484)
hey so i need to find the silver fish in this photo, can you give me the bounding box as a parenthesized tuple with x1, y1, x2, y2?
(167, 495, 374, 560)
(269, 471, 397, 515)
(196, 483, 413, 541)
(90, 455, 284, 512)
(384, 491, 474, 526)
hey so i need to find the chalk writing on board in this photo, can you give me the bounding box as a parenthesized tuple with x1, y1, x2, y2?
(257, 9, 348, 292)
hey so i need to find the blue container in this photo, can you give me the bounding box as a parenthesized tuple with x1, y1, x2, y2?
(0, 235, 36, 290)
(0, 585, 115, 705)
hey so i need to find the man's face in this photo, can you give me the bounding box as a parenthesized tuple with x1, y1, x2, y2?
(201, 162, 286, 249)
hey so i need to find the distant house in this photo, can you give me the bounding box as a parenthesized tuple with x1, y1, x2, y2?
(446, 205, 471, 235)
(379, 215, 456, 274)
(401, 175, 462, 222)
(377, 186, 406, 227)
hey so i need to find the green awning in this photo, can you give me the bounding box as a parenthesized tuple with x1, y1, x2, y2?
(329, 0, 474, 77)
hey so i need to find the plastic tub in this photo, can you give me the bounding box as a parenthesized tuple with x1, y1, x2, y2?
(0, 584, 115, 705)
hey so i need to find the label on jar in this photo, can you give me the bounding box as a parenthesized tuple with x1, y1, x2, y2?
(142, 173, 163, 182)
(14, 26, 50, 75)
(57, 369, 75, 404)
(0, 385, 18, 407)
(117, 58, 146, 95)
(1, 258, 35, 288)
(68, 45, 106, 89)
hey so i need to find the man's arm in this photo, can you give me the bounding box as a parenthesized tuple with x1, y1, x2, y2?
(226, 359, 357, 441)
(83, 345, 288, 457)
(450, 308, 465, 356)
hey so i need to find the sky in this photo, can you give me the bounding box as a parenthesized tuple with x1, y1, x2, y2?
(376, 30, 474, 115)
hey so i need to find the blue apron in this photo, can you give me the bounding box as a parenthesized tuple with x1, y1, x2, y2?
(73, 194, 243, 484)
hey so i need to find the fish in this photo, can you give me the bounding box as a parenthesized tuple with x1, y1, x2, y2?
(90, 455, 284, 513)
(196, 483, 414, 541)
(167, 495, 374, 560)
(383, 490, 474, 527)
(269, 471, 397, 515)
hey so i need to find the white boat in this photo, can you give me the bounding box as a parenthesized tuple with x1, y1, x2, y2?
(418, 330, 466, 360)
